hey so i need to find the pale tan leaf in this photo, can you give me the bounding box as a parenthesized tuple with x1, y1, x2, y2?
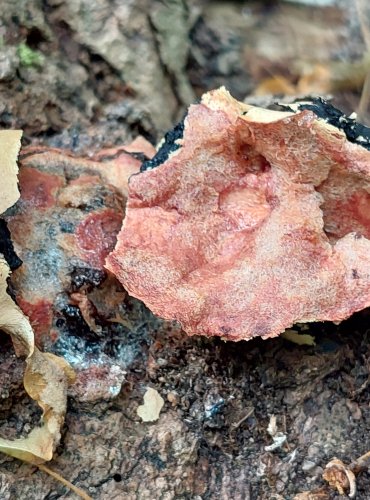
(0, 130, 22, 214)
(0, 426, 55, 464)
(137, 387, 164, 422)
(0, 261, 74, 463)
(0, 260, 34, 357)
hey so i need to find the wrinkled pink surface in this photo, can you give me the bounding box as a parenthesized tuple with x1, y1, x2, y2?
(107, 89, 370, 341)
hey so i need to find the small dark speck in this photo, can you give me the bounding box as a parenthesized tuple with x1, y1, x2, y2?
(354, 232, 363, 239)
(220, 326, 231, 334)
(113, 474, 122, 482)
(56, 318, 65, 328)
(59, 221, 74, 233)
(352, 269, 360, 279)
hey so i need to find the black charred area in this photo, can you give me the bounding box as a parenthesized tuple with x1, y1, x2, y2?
(0, 219, 22, 270)
(70, 266, 106, 291)
(298, 98, 370, 150)
(140, 117, 186, 172)
(280, 97, 370, 150)
(59, 304, 93, 338)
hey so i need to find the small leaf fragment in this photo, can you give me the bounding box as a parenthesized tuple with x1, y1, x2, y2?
(281, 329, 316, 346)
(137, 387, 164, 423)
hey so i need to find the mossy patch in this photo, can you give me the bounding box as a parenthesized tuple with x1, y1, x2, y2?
(17, 42, 44, 68)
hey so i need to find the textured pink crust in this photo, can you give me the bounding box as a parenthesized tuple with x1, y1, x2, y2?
(106, 88, 370, 341)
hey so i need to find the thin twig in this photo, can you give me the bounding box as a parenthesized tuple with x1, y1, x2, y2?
(38, 463, 93, 500)
(351, 449, 370, 474)
(231, 407, 254, 429)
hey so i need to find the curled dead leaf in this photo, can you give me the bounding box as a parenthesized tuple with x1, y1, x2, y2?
(323, 458, 356, 498)
(0, 260, 34, 357)
(0, 261, 75, 464)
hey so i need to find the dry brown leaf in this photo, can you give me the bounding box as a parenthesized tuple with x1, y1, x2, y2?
(0, 259, 74, 465)
(254, 75, 297, 96)
(296, 64, 332, 95)
(323, 458, 356, 498)
(253, 54, 370, 98)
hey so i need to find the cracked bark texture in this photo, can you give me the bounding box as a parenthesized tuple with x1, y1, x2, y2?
(0, 0, 198, 144)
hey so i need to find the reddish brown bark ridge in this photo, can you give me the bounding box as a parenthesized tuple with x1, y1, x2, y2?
(4, 137, 155, 400)
(107, 88, 370, 341)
